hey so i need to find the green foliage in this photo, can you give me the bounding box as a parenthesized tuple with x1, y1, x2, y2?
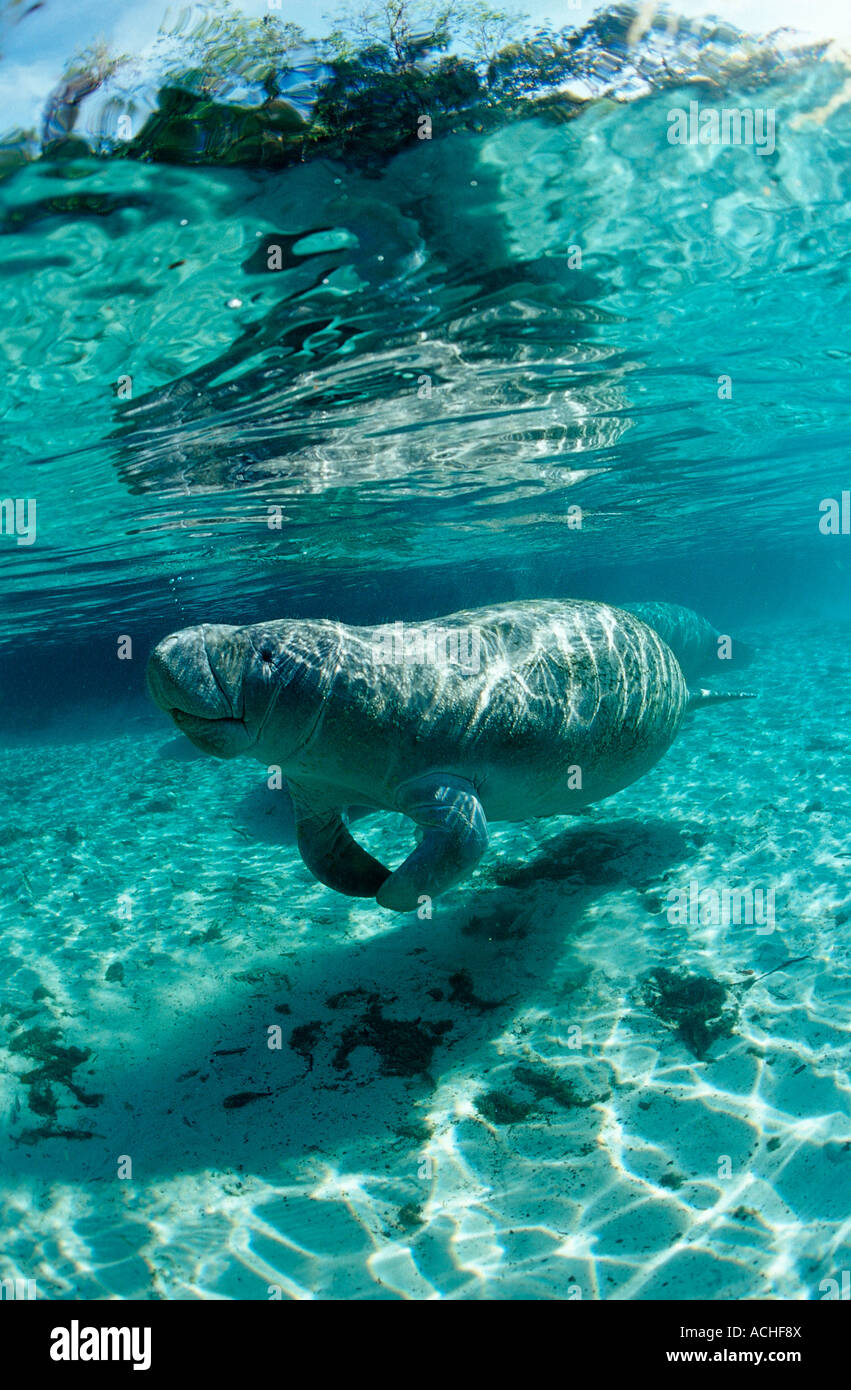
(310, 47, 481, 157)
(313, 0, 532, 156)
(453, 2, 528, 66)
(59, 37, 131, 88)
(43, 0, 579, 168)
(153, 0, 305, 100)
(324, 0, 457, 68)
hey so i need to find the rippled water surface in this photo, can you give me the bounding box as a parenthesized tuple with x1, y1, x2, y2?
(1, 0, 850, 1302)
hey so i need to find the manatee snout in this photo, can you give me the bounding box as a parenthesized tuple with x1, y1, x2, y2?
(147, 626, 229, 719)
(147, 624, 253, 758)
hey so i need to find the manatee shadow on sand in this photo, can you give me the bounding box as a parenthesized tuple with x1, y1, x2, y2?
(3, 817, 699, 1189)
(156, 735, 206, 763)
(236, 781, 378, 847)
(237, 780, 298, 845)
(491, 816, 702, 891)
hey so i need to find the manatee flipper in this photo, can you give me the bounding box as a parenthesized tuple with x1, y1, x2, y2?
(376, 774, 489, 913)
(292, 793, 390, 898)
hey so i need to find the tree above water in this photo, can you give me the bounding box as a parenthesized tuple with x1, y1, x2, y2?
(152, 0, 306, 101)
(35, 0, 796, 170)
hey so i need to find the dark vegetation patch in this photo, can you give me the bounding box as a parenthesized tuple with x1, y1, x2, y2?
(513, 1062, 609, 1109)
(396, 1118, 430, 1145)
(397, 1201, 424, 1231)
(3, 1003, 41, 1024)
(332, 999, 452, 1077)
(477, 1090, 535, 1125)
(232, 967, 289, 987)
(447, 969, 509, 1012)
(9, 1026, 103, 1107)
(223, 1091, 273, 1109)
(27, 1082, 58, 1119)
(289, 1021, 324, 1070)
(14, 1127, 97, 1143)
(641, 967, 739, 1059)
(477, 1059, 610, 1126)
(325, 987, 375, 1010)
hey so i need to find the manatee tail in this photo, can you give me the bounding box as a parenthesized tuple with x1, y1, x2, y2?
(686, 688, 757, 713)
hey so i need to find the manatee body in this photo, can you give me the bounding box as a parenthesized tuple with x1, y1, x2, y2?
(147, 600, 693, 912)
(617, 601, 753, 684)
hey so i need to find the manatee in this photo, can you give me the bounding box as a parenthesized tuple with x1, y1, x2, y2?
(147, 600, 750, 912)
(617, 601, 754, 685)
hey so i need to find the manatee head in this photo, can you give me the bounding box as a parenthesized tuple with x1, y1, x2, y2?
(147, 621, 315, 761)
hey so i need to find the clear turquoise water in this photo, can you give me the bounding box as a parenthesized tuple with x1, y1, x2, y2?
(1, 4, 850, 1301)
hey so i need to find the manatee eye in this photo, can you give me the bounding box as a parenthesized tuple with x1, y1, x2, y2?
(260, 646, 274, 663)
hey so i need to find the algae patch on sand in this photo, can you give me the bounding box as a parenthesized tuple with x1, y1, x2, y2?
(641, 967, 739, 1059)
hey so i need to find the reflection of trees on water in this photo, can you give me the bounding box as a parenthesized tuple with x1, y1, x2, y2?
(3, 0, 828, 578)
(108, 124, 627, 529)
(29, 1, 803, 170)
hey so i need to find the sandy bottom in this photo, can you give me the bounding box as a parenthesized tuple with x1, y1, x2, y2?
(1, 619, 850, 1300)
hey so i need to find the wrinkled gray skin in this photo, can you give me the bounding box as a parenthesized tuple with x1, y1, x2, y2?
(147, 600, 697, 912)
(618, 601, 754, 685)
